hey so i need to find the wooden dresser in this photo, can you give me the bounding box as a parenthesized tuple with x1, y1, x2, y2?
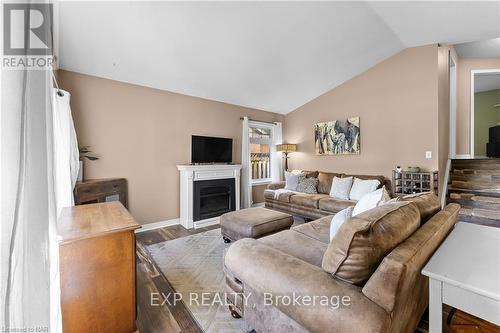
(74, 178, 128, 208)
(58, 202, 140, 333)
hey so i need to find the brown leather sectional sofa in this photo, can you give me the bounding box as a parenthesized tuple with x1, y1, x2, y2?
(264, 171, 389, 219)
(224, 193, 460, 333)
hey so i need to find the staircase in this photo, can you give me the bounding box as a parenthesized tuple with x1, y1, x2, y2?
(447, 158, 500, 228)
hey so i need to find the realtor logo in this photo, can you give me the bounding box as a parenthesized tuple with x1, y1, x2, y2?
(3, 3, 53, 56)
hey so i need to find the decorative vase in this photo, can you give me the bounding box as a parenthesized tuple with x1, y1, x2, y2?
(77, 160, 83, 182)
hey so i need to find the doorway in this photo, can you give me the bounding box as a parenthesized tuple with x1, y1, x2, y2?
(470, 70, 500, 158)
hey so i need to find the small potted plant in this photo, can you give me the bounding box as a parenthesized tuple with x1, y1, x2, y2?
(78, 145, 99, 181)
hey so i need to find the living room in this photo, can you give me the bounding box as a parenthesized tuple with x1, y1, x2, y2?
(2, 2, 500, 333)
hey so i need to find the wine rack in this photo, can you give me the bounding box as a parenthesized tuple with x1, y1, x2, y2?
(392, 170, 438, 196)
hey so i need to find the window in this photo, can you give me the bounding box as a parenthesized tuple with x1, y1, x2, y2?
(249, 124, 273, 183)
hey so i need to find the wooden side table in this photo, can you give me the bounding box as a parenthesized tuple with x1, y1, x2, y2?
(422, 222, 500, 333)
(74, 178, 128, 208)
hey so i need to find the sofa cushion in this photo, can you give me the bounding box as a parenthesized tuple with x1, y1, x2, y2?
(284, 171, 304, 191)
(292, 215, 332, 244)
(267, 181, 285, 190)
(330, 207, 354, 240)
(352, 186, 391, 216)
(317, 171, 343, 194)
(343, 174, 386, 189)
(296, 177, 319, 194)
(318, 197, 356, 213)
(264, 189, 296, 203)
(397, 192, 441, 223)
(349, 177, 381, 201)
(322, 201, 420, 286)
(301, 170, 319, 178)
(264, 189, 275, 200)
(290, 194, 328, 209)
(362, 203, 459, 315)
(260, 229, 328, 267)
(329, 176, 354, 200)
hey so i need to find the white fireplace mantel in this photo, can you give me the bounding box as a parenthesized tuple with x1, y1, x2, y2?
(177, 164, 242, 229)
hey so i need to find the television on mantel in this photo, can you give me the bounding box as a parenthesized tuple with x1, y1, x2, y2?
(191, 135, 233, 164)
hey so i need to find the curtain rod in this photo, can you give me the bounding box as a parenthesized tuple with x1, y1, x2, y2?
(240, 117, 279, 125)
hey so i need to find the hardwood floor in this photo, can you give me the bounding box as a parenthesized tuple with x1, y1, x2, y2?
(135, 224, 450, 333)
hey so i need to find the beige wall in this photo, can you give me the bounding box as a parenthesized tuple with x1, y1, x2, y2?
(283, 45, 440, 187)
(456, 57, 500, 155)
(59, 70, 283, 224)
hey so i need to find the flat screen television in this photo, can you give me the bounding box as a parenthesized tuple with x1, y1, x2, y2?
(191, 135, 233, 164)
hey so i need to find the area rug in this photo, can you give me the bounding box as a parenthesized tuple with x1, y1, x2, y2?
(146, 228, 248, 333)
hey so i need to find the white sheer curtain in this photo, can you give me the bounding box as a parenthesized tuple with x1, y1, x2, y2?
(241, 117, 252, 208)
(271, 122, 283, 182)
(52, 87, 80, 214)
(1, 25, 76, 333)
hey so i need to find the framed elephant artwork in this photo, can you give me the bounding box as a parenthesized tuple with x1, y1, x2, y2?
(314, 117, 360, 155)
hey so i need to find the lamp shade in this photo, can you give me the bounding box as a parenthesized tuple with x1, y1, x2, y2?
(276, 144, 297, 152)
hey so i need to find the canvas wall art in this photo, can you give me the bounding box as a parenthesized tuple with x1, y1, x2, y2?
(314, 117, 360, 155)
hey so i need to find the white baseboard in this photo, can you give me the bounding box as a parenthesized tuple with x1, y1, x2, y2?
(194, 217, 220, 229)
(454, 154, 472, 159)
(136, 218, 180, 233)
(252, 202, 265, 208)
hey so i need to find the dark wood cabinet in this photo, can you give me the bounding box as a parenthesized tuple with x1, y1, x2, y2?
(74, 178, 128, 208)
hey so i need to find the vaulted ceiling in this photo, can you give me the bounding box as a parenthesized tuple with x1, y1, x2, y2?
(57, 1, 500, 114)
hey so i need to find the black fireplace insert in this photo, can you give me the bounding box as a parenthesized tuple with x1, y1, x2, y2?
(193, 178, 236, 221)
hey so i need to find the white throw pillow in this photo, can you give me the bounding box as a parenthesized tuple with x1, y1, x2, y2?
(330, 206, 354, 241)
(349, 178, 381, 201)
(284, 171, 304, 191)
(352, 186, 391, 216)
(329, 176, 353, 200)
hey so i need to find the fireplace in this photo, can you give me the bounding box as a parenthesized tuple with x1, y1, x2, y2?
(193, 178, 236, 222)
(177, 164, 241, 229)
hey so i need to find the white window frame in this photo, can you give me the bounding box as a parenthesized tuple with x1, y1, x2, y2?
(249, 121, 274, 185)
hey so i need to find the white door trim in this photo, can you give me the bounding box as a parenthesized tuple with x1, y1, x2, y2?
(449, 54, 457, 158)
(470, 68, 500, 158)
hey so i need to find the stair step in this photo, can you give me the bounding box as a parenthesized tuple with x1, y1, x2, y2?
(448, 187, 500, 198)
(450, 173, 500, 183)
(458, 207, 500, 220)
(449, 180, 500, 193)
(452, 168, 500, 176)
(452, 158, 500, 170)
(447, 196, 500, 211)
(458, 214, 500, 228)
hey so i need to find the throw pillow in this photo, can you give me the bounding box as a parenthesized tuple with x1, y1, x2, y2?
(352, 186, 391, 216)
(349, 178, 381, 201)
(322, 201, 421, 286)
(329, 176, 353, 200)
(284, 171, 304, 191)
(330, 206, 354, 241)
(296, 177, 319, 194)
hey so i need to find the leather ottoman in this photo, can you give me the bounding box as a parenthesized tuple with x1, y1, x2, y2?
(220, 207, 293, 243)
